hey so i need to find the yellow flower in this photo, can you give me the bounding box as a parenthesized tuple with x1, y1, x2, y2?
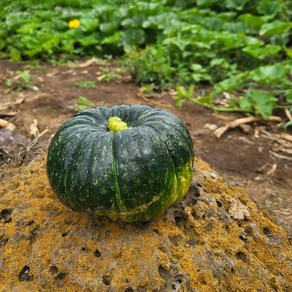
(68, 19, 81, 29)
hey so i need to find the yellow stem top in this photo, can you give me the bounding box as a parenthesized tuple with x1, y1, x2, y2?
(108, 116, 128, 132)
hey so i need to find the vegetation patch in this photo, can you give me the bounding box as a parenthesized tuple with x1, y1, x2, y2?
(0, 0, 291, 121)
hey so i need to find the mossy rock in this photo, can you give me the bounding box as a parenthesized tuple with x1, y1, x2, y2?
(0, 156, 291, 291)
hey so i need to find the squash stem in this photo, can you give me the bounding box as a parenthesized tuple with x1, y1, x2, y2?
(108, 116, 128, 132)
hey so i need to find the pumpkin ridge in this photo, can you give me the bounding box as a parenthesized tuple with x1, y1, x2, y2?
(64, 133, 94, 211)
(144, 124, 193, 204)
(48, 129, 89, 209)
(111, 135, 127, 213)
(144, 125, 180, 204)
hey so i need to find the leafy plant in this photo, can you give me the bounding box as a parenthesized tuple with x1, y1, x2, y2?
(74, 96, 94, 111)
(74, 80, 97, 88)
(174, 85, 196, 109)
(5, 70, 33, 90)
(0, 0, 291, 120)
(97, 66, 125, 82)
(284, 121, 292, 130)
(239, 90, 277, 119)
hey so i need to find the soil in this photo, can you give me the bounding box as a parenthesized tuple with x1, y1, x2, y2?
(0, 58, 291, 237)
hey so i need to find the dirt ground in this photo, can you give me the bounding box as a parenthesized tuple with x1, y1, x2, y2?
(0, 58, 291, 237)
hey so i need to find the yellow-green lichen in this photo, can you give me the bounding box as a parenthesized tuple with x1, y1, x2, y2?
(0, 156, 291, 291)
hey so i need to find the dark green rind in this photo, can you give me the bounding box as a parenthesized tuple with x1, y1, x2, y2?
(112, 126, 177, 221)
(47, 105, 194, 222)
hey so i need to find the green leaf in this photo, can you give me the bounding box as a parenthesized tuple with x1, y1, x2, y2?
(243, 44, 281, 59)
(196, 0, 218, 7)
(77, 96, 94, 106)
(17, 70, 31, 83)
(257, 0, 281, 16)
(100, 22, 119, 34)
(9, 48, 21, 61)
(101, 32, 121, 45)
(238, 96, 252, 111)
(249, 64, 286, 83)
(74, 81, 96, 88)
(260, 21, 292, 36)
(283, 120, 292, 130)
(215, 73, 246, 92)
(245, 90, 277, 119)
(238, 14, 267, 30)
(79, 35, 100, 46)
(215, 32, 244, 49)
(225, 0, 250, 10)
(80, 18, 99, 32)
(286, 48, 292, 58)
(121, 28, 145, 50)
(285, 90, 292, 103)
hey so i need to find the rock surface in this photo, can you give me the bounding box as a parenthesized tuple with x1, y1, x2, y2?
(0, 156, 291, 291)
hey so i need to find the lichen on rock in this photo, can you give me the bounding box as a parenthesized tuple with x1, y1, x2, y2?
(0, 156, 291, 291)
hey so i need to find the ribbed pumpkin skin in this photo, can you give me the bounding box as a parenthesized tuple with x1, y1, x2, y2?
(47, 105, 194, 222)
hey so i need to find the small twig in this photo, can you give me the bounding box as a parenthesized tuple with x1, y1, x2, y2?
(0, 112, 17, 118)
(0, 118, 16, 131)
(266, 164, 277, 175)
(0, 95, 26, 111)
(284, 108, 292, 121)
(279, 148, 292, 155)
(269, 150, 292, 161)
(26, 129, 50, 152)
(214, 116, 282, 139)
(29, 119, 39, 139)
(280, 133, 292, 143)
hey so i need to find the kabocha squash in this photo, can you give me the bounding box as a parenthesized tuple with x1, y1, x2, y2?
(47, 105, 194, 222)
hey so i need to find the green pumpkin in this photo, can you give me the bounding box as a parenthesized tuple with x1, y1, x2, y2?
(47, 105, 194, 222)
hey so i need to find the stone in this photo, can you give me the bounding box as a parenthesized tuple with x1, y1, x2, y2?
(0, 156, 291, 291)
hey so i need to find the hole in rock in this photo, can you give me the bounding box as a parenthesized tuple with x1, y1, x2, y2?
(235, 251, 247, 263)
(0, 236, 9, 247)
(187, 238, 198, 246)
(94, 249, 101, 257)
(55, 272, 66, 281)
(158, 265, 170, 280)
(172, 275, 184, 291)
(102, 274, 112, 285)
(54, 272, 66, 287)
(0, 208, 13, 223)
(49, 266, 59, 275)
(174, 211, 187, 227)
(191, 211, 200, 220)
(216, 200, 223, 207)
(18, 265, 33, 281)
(27, 220, 35, 226)
(29, 226, 39, 243)
(263, 227, 271, 236)
(125, 288, 134, 292)
(190, 197, 198, 205)
(153, 229, 159, 235)
(169, 235, 182, 246)
(244, 226, 253, 236)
